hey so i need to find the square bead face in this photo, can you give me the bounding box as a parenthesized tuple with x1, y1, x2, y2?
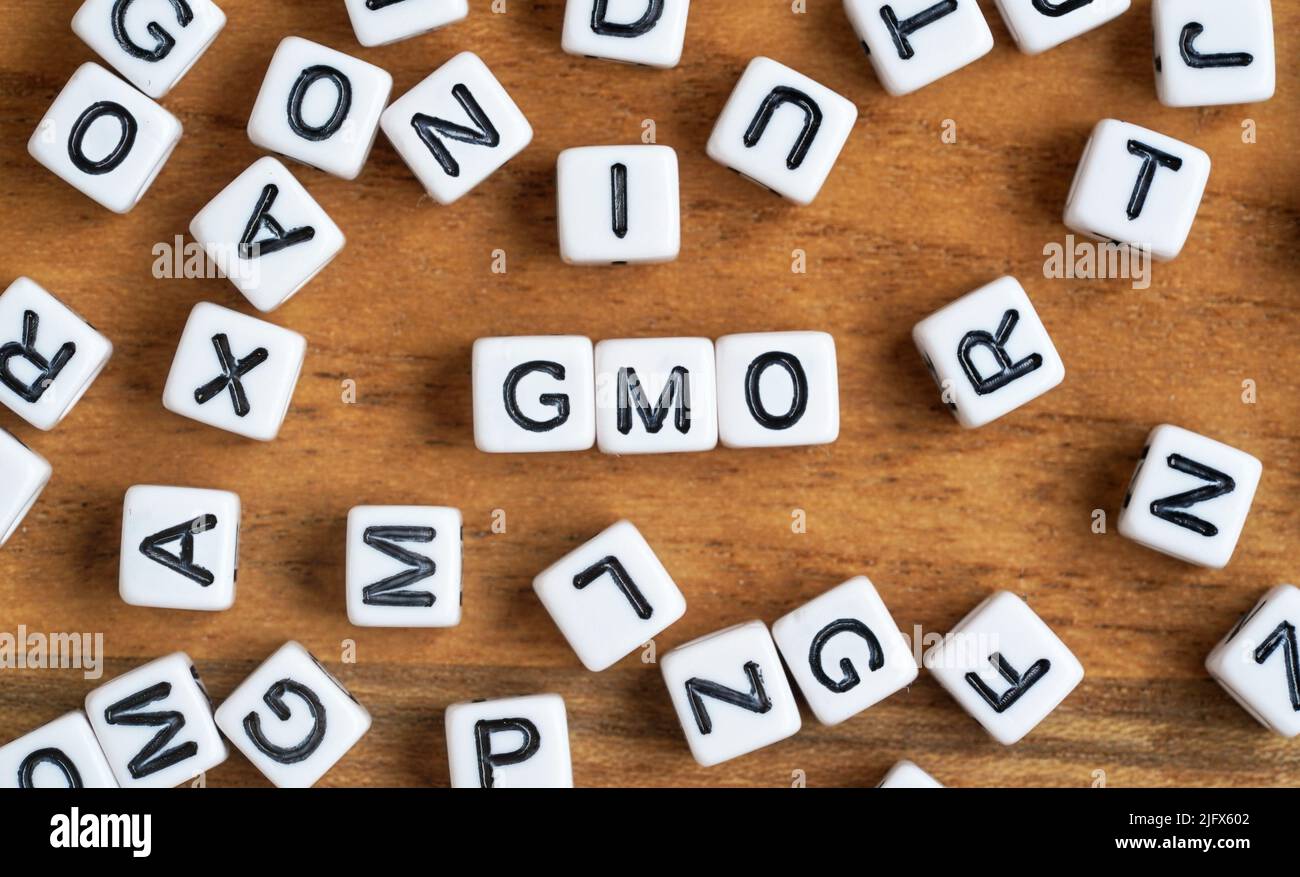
(594, 337, 718, 455)
(380, 52, 533, 205)
(472, 336, 596, 453)
(772, 577, 918, 726)
(345, 505, 462, 628)
(561, 0, 692, 68)
(715, 331, 840, 448)
(707, 57, 857, 205)
(1063, 119, 1211, 261)
(344, 0, 468, 47)
(533, 520, 687, 671)
(0, 711, 118, 788)
(1206, 584, 1300, 737)
(1153, 0, 1275, 107)
(118, 484, 240, 611)
(0, 429, 52, 547)
(1118, 424, 1262, 569)
(71, 0, 227, 98)
(28, 62, 182, 214)
(924, 591, 1084, 745)
(162, 302, 307, 441)
(0, 277, 113, 430)
(878, 759, 943, 787)
(991, 0, 1130, 56)
(214, 641, 371, 787)
(556, 145, 680, 265)
(84, 652, 228, 788)
(846, 0, 994, 95)
(444, 693, 573, 788)
(247, 36, 392, 180)
(189, 157, 345, 313)
(912, 276, 1064, 429)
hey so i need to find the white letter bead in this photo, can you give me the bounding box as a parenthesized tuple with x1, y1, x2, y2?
(924, 591, 1083, 745)
(0, 711, 118, 788)
(878, 759, 943, 788)
(661, 620, 801, 766)
(445, 693, 573, 788)
(1063, 119, 1210, 261)
(28, 62, 182, 214)
(0, 277, 113, 430)
(0, 429, 52, 547)
(1118, 424, 1261, 569)
(345, 0, 468, 47)
(912, 276, 1064, 429)
(557, 145, 680, 265)
(1206, 585, 1300, 737)
(247, 36, 392, 180)
(846, 0, 994, 95)
(533, 520, 687, 671)
(214, 641, 371, 787)
(118, 485, 240, 611)
(71, 0, 227, 98)
(1153, 0, 1275, 107)
(84, 652, 228, 788)
(162, 302, 307, 441)
(189, 157, 345, 313)
(472, 335, 595, 453)
(381, 52, 533, 205)
(992, 0, 1129, 56)
(561, 0, 692, 68)
(345, 505, 462, 627)
(594, 337, 717, 455)
(772, 577, 918, 726)
(706, 57, 857, 205)
(715, 331, 839, 448)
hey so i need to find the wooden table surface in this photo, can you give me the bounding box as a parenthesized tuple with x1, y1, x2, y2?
(0, 0, 1296, 788)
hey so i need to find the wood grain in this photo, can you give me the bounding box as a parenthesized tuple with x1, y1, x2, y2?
(0, 0, 1296, 788)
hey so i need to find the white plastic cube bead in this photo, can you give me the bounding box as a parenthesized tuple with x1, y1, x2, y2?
(557, 145, 680, 265)
(344, 0, 468, 47)
(214, 641, 371, 787)
(924, 591, 1083, 745)
(381, 52, 533, 205)
(0, 711, 118, 788)
(706, 57, 857, 205)
(1063, 118, 1210, 262)
(247, 36, 392, 180)
(0, 277, 113, 430)
(119, 484, 240, 611)
(472, 335, 596, 453)
(162, 302, 307, 441)
(912, 276, 1064, 429)
(0, 429, 52, 547)
(1153, 0, 1275, 107)
(533, 520, 687, 671)
(445, 693, 573, 788)
(878, 759, 943, 788)
(561, 0, 692, 68)
(992, 0, 1129, 56)
(715, 331, 839, 448)
(28, 62, 182, 214)
(84, 652, 228, 788)
(1206, 584, 1300, 736)
(594, 337, 718, 455)
(345, 505, 462, 627)
(189, 157, 345, 313)
(72, 0, 227, 98)
(772, 577, 918, 726)
(661, 620, 801, 767)
(846, 0, 994, 95)
(1118, 424, 1261, 569)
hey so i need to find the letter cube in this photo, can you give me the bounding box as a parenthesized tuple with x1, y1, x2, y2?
(1118, 424, 1261, 569)
(345, 505, 462, 627)
(992, 0, 1129, 56)
(72, 0, 227, 98)
(846, 0, 994, 95)
(381, 52, 533, 205)
(1206, 584, 1300, 736)
(84, 652, 227, 788)
(594, 337, 717, 455)
(445, 693, 573, 787)
(661, 620, 801, 766)
(772, 577, 917, 726)
(119, 484, 240, 611)
(162, 302, 307, 441)
(557, 145, 680, 265)
(28, 62, 182, 214)
(0, 429, 52, 547)
(561, 0, 692, 68)
(924, 591, 1084, 745)
(0, 711, 117, 788)
(1153, 0, 1274, 107)
(344, 0, 469, 47)
(472, 335, 596, 453)
(878, 759, 943, 787)
(214, 641, 371, 787)
(715, 331, 839, 448)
